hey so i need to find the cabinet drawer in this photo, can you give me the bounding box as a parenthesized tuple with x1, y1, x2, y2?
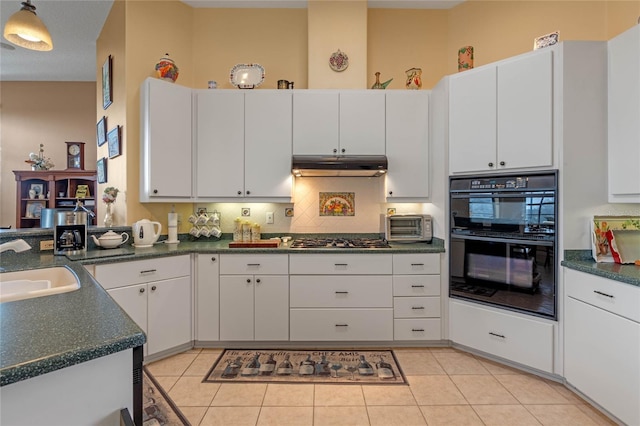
(220, 254, 288, 275)
(394, 319, 441, 340)
(289, 254, 392, 275)
(290, 276, 392, 308)
(290, 309, 393, 341)
(95, 255, 190, 290)
(565, 268, 640, 322)
(450, 300, 554, 373)
(394, 297, 440, 318)
(393, 275, 440, 296)
(392, 254, 440, 275)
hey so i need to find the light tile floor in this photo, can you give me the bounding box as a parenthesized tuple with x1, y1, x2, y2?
(146, 347, 616, 426)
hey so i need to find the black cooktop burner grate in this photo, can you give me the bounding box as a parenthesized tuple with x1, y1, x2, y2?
(290, 238, 390, 249)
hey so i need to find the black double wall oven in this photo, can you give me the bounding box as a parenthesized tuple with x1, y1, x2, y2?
(449, 171, 558, 319)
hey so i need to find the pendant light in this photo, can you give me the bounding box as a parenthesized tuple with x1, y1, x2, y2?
(3, 0, 53, 51)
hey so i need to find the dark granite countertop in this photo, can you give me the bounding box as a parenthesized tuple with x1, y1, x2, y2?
(0, 232, 444, 387)
(562, 250, 640, 287)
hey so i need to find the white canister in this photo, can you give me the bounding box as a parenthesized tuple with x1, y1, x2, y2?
(251, 223, 261, 241)
(233, 218, 243, 241)
(242, 221, 251, 242)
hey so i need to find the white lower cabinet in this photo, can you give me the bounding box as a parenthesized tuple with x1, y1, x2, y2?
(289, 254, 393, 341)
(393, 254, 442, 341)
(195, 254, 220, 342)
(564, 269, 640, 426)
(219, 254, 289, 341)
(95, 255, 192, 358)
(450, 300, 554, 373)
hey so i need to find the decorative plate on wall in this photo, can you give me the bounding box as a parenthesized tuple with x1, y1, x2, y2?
(329, 50, 349, 72)
(229, 63, 265, 89)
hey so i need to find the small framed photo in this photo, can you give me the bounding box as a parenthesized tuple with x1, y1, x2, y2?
(107, 125, 121, 158)
(97, 157, 107, 183)
(25, 200, 46, 218)
(29, 183, 45, 198)
(97, 116, 107, 146)
(102, 55, 113, 109)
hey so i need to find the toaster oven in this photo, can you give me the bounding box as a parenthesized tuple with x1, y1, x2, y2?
(383, 214, 433, 242)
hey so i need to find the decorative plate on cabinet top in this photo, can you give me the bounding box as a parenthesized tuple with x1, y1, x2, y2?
(329, 49, 349, 72)
(229, 63, 265, 89)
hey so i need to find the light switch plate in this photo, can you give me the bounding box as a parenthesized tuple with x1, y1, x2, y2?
(40, 240, 54, 250)
(266, 212, 274, 224)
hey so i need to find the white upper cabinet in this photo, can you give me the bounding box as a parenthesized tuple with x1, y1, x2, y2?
(195, 90, 292, 201)
(244, 91, 292, 199)
(449, 49, 553, 174)
(608, 25, 640, 203)
(140, 78, 192, 201)
(293, 90, 385, 156)
(385, 91, 430, 200)
(292, 91, 339, 155)
(195, 90, 244, 198)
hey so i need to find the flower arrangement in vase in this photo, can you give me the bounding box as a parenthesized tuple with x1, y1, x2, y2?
(102, 186, 119, 227)
(25, 144, 54, 170)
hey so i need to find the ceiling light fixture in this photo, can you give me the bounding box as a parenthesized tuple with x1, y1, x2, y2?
(3, 0, 53, 51)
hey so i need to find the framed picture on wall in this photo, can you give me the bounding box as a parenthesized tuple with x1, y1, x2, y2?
(97, 116, 107, 146)
(107, 125, 121, 158)
(97, 157, 107, 183)
(102, 55, 113, 110)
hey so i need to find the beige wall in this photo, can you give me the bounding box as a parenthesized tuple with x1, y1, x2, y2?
(0, 82, 97, 228)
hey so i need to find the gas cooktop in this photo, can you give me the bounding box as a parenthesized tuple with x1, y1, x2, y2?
(290, 238, 390, 249)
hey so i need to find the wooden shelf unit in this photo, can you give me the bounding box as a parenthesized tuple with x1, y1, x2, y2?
(13, 170, 98, 229)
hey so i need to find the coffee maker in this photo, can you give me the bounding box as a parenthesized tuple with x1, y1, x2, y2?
(54, 210, 87, 255)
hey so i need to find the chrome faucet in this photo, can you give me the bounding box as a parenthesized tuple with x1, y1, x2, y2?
(0, 239, 32, 253)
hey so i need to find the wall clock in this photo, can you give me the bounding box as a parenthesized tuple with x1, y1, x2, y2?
(66, 142, 85, 170)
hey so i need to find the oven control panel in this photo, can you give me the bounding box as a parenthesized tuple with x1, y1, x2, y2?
(470, 177, 527, 190)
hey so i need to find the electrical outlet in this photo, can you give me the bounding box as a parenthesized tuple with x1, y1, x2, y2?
(241, 208, 251, 217)
(266, 212, 274, 224)
(196, 206, 207, 215)
(40, 240, 54, 250)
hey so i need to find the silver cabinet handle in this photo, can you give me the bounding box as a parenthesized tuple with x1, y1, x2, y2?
(411, 285, 425, 288)
(411, 263, 424, 266)
(489, 332, 505, 339)
(335, 324, 348, 327)
(334, 263, 348, 266)
(412, 328, 424, 332)
(593, 290, 614, 298)
(335, 291, 349, 294)
(140, 269, 156, 274)
(411, 306, 425, 310)
(247, 263, 260, 266)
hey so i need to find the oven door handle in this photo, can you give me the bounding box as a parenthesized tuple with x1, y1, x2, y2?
(450, 233, 553, 246)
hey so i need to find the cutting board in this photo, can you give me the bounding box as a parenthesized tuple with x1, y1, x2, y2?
(228, 240, 280, 248)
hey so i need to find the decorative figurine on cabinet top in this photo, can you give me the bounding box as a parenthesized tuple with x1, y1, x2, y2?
(371, 72, 393, 89)
(155, 53, 179, 82)
(405, 67, 422, 90)
(458, 46, 474, 72)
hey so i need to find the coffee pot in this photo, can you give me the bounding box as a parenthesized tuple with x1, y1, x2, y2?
(133, 219, 162, 247)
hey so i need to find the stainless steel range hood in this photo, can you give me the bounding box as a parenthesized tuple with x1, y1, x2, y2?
(291, 155, 388, 177)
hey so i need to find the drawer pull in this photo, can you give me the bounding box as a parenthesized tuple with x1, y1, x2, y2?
(139, 288, 145, 293)
(335, 324, 349, 327)
(334, 263, 348, 266)
(411, 285, 425, 288)
(489, 332, 505, 339)
(593, 290, 614, 298)
(335, 291, 349, 294)
(411, 263, 424, 266)
(411, 306, 425, 310)
(246, 278, 252, 283)
(140, 269, 157, 274)
(247, 263, 261, 267)
(151, 285, 157, 291)
(412, 328, 424, 332)
(256, 278, 261, 284)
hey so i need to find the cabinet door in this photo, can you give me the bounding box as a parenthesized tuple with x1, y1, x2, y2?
(339, 91, 386, 155)
(565, 297, 640, 426)
(244, 91, 293, 199)
(141, 78, 192, 200)
(608, 25, 640, 202)
(196, 254, 219, 342)
(195, 90, 245, 197)
(254, 275, 289, 341)
(108, 284, 148, 338)
(497, 49, 553, 170)
(219, 276, 255, 340)
(449, 66, 497, 173)
(385, 91, 429, 200)
(292, 91, 339, 155)
(147, 276, 192, 356)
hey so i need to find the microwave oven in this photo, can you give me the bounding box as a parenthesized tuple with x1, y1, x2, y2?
(382, 214, 432, 242)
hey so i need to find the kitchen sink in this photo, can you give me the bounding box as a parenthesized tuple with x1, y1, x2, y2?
(0, 267, 80, 303)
